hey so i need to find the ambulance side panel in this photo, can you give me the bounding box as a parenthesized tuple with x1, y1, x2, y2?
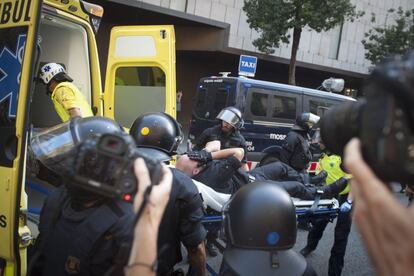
(0, 0, 42, 274)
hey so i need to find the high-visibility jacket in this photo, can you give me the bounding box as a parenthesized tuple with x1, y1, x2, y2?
(318, 153, 351, 195)
(51, 82, 93, 122)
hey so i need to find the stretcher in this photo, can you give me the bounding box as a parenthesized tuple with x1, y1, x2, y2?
(192, 180, 340, 227)
(189, 180, 341, 276)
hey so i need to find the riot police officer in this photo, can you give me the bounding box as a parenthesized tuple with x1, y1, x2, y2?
(193, 106, 249, 170)
(192, 106, 248, 256)
(29, 117, 136, 276)
(220, 182, 317, 276)
(130, 112, 207, 276)
(279, 112, 319, 172)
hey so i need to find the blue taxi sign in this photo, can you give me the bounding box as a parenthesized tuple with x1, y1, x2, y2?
(238, 55, 257, 77)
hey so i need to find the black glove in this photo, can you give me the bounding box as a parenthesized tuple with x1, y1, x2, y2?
(310, 170, 328, 185)
(187, 150, 213, 165)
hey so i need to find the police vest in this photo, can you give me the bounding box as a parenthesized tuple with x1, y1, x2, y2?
(319, 153, 351, 195)
(33, 187, 133, 276)
(287, 132, 312, 171)
(51, 82, 93, 122)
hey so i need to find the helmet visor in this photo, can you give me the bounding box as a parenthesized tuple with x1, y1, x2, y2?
(30, 121, 76, 175)
(217, 109, 240, 128)
(307, 113, 320, 126)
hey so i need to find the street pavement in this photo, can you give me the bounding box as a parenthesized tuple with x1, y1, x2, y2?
(178, 183, 409, 276)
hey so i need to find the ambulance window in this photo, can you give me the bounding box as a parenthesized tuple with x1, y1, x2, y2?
(271, 95, 296, 119)
(250, 93, 268, 117)
(114, 66, 166, 127)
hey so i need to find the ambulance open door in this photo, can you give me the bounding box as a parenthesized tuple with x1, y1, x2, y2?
(0, 0, 42, 275)
(103, 25, 176, 129)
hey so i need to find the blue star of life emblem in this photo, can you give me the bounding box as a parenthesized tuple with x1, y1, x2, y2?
(0, 34, 27, 118)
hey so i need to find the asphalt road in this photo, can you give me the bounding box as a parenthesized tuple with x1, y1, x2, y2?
(178, 183, 409, 276)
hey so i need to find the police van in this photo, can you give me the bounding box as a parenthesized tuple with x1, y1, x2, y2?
(188, 75, 355, 168)
(0, 0, 176, 274)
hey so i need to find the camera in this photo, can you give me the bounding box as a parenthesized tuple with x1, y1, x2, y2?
(69, 132, 162, 201)
(319, 52, 414, 185)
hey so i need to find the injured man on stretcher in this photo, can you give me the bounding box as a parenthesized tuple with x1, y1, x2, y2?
(176, 141, 348, 200)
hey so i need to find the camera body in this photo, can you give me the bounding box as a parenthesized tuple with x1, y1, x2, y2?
(69, 133, 161, 201)
(320, 53, 414, 185)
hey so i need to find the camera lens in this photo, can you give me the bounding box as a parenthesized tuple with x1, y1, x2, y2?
(319, 100, 364, 156)
(121, 176, 137, 195)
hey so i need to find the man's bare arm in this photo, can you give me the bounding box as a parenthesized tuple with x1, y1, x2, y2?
(68, 107, 83, 118)
(204, 140, 221, 152)
(211, 147, 244, 162)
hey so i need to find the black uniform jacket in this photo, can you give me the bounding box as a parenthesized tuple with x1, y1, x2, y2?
(33, 186, 135, 276)
(157, 168, 207, 275)
(279, 130, 312, 171)
(193, 125, 248, 163)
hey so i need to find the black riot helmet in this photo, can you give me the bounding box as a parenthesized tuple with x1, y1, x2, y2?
(224, 182, 297, 250)
(130, 112, 183, 161)
(222, 182, 306, 276)
(216, 106, 244, 130)
(30, 116, 124, 175)
(292, 112, 320, 132)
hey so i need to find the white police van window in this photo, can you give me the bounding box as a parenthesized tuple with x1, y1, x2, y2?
(114, 66, 166, 127)
(194, 84, 229, 120)
(251, 92, 268, 117)
(213, 88, 228, 117)
(271, 95, 296, 120)
(309, 100, 334, 116)
(194, 87, 207, 117)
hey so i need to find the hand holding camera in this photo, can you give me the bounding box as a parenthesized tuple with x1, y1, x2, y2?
(344, 138, 414, 276)
(132, 158, 172, 227)
(319, 52, 414, 186)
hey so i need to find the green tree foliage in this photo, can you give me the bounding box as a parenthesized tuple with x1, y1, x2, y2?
(243, 0, 362, 85)
(362, 7, 414, 64)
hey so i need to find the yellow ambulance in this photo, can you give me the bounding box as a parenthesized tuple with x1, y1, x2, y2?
(0, 0, 176, 274)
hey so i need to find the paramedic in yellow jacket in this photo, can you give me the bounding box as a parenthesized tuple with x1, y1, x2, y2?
(39, 63, 93, 122)
(300, 136, 352, 276)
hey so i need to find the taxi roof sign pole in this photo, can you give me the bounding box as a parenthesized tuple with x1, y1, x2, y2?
(238, 55, 258, 77)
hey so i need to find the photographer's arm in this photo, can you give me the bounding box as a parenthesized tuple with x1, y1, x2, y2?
(125, 159, 173, 276)
(344, 138, 414, 276)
